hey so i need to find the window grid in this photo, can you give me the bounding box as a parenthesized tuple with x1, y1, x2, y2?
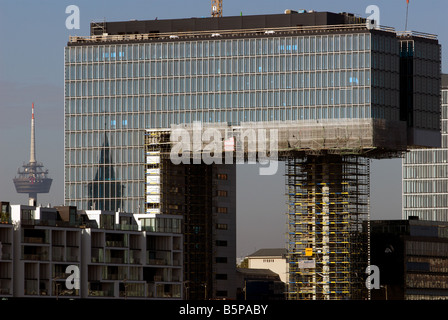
(65, 32, 406, 213)
(402, 87, 448, 220)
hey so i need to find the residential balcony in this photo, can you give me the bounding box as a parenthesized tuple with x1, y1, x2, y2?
(22, 253, 49, 261)
(23, 236, 48, 244)
(0, 287, 11, 295)
(0, 253, 12, 260)
(106, 240, 125, 247)
(91, 248, 104, 263)
(147, 250, 171, 266)
(88, 282, 114, 297)
(119, 282, 146, 298)
(105, 257, 127, 264)
(88, 289, 114, 297)
(0, 213, 11, 224)
(24, 279, 38, 295)
(115, 224, 138, 231)
(149, 283, 182, 298)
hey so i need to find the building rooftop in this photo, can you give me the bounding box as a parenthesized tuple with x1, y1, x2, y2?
(69, 10, 392, 46)
(247, 248, 287, 258)
(371, 218, 448, 239)
(90, 11, 366, 36)
(236, 267, 281, 280)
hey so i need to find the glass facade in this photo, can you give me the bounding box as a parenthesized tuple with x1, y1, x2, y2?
(403, 85, 447, 221)
(399, 37, 441, 131)
(65, 30, 402, 213)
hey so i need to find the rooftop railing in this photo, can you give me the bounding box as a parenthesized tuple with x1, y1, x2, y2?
(396, 30, 438, 40)
(69, 23, 396, 44)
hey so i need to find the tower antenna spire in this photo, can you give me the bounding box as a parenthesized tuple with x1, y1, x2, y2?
(30, 102, 36, 164)
(13, 102, 52, 206)
(405, 0, 410, 31)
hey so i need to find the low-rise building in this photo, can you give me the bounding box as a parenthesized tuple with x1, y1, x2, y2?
(246, 248, 288, 283)
(4, 202, 182, 299)
(236, 268, 285, 300)
(10, 204, 82, 298)
(0, 202, 13, 297)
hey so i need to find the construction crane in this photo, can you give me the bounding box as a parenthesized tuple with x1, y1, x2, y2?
(211, 0, 222, 17)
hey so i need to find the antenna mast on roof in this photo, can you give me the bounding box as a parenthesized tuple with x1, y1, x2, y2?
(211, 0, 222, 17)
(405, 0, 410, 31)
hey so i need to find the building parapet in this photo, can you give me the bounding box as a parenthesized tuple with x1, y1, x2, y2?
(68, 23, 396, 45)
(396, 30, 438, 41)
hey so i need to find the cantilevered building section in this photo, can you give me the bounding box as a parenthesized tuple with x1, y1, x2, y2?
(65, 10, 441, 300)
(13, 103, 52, 206)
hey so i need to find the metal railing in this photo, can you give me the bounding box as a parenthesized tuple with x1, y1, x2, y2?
(69, 23, 395, 44)
(397, 30, 438, 40)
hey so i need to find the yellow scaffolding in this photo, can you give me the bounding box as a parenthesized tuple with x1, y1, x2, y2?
(286, 155, 369, 300)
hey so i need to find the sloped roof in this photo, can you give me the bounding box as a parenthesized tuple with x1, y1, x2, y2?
(247, 248, 287, 258)
(236, 268, 280, 280)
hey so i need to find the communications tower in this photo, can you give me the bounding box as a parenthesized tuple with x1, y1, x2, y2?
(13, 103, 52, 206)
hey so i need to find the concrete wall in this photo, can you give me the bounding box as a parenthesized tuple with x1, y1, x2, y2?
(248, 257, 288, 283)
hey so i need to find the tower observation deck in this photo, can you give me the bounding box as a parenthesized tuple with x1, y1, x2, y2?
(13, 103, 52, 206)
(65, 10, 441, 300)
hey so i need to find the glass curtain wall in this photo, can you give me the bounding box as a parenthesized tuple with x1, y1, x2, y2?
(403, 87, 448, 221)
(65, 31, 398, 213)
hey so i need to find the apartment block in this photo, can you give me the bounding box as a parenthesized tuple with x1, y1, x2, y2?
(82, 210, 182, 299)
(10, 205, 82, 297)
(0, 202, 13, 297)
(4, 203, 182, 299)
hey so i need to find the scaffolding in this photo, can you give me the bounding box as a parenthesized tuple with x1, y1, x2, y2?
(144, 130, 171, 215)
(90, 20, 107, 36)
(144, 130, 213, 300)
(145, 122, 384, 300)
(286, 155, 369, 300)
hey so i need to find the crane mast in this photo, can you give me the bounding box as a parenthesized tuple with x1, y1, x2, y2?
(211, 0, 222, 17)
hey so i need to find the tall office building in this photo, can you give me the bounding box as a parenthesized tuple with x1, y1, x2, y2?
(403, 75, 448, 221)
(65, 10, 440, 299)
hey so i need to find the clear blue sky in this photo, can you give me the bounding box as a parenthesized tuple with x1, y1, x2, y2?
(0, 0, 446, 258)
